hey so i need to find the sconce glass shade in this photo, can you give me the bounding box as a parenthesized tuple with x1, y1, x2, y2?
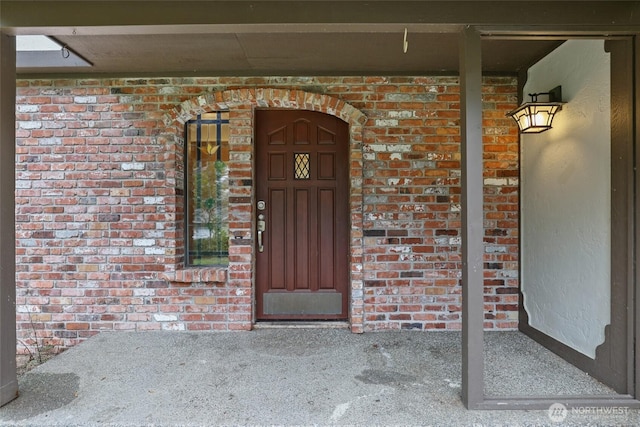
(507, 102, 565, 133)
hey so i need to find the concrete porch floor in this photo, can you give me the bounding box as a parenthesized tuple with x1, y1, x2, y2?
(0, 329, 637, 426)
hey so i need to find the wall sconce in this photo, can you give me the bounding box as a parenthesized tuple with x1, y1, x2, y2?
(506, 86, 566, 133)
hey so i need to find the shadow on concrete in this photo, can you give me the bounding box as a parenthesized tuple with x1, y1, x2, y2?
(0, 329, 636, 426)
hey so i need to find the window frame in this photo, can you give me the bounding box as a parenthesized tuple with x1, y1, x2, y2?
(184, 112, 230, 267)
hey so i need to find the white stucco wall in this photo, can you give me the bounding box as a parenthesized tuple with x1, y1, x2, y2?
(521, 40, 611, 359)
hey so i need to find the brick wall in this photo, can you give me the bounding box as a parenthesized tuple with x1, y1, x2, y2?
(15, 76, 519, 352)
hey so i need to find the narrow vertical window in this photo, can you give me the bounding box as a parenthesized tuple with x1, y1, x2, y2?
(185, 112, 230, 266)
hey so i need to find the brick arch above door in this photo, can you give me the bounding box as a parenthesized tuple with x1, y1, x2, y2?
(160, 88, 367, 333)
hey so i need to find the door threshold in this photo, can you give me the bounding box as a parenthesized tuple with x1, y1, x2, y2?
(253, 321, 349, 330)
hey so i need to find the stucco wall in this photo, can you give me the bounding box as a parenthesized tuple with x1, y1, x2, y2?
(15, 76, 520, 351)
(521, 40, 611, 358)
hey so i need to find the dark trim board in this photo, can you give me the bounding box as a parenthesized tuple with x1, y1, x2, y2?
(4, 2, 640, 30)
(0, 34, 18, 407)
(606, 37, 635, 396)
(459, 25, 485, 410)
(634, 30, 640, 412)
(477, 397, 640, 411)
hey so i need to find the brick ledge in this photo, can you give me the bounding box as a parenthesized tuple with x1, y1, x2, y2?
(160, 268, 227, 284)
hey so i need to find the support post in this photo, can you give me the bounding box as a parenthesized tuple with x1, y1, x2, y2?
(459, 26, 485, 409)
(634, 29, 640, 403)
(0, 31, 18, 406)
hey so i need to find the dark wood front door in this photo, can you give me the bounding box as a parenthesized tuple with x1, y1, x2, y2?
(255, 110, 349, 320)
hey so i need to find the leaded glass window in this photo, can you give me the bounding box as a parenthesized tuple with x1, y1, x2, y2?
(294, 153, 311, 179)
(185, 112, 230, 266)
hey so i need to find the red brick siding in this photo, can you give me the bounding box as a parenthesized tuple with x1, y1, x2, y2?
(15, 76, 519, 352)
(482, 77, 520, 329)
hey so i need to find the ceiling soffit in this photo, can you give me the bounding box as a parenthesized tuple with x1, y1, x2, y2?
(3, 1, 636, 76)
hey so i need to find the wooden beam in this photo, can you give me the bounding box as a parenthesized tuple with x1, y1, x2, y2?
(459, 25, 485, 410)
(0, 32, 18, 407)
(1, 1, 639, 33)
(634, 28, 640, 403)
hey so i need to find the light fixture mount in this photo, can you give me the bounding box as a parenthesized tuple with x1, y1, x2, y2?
(507, 85, 566, 134)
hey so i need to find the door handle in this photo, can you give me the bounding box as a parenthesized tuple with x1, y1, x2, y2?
(257, 214, 266, 253)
